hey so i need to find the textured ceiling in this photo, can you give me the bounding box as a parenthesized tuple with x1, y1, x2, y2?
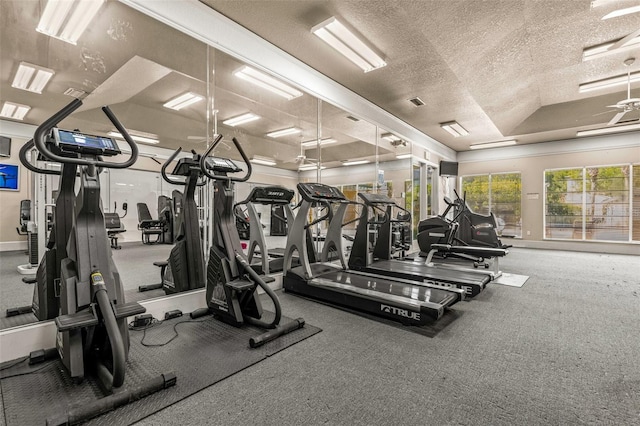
(1, 0, 639, 170)
(201, 0, 640, 151)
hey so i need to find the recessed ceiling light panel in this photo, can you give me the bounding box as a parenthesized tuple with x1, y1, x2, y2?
(342, 159, 370, 166)
(11, 62, 55, 94)
(576, 123, 640, 136)
(311, 17, 386, 73)
(469, 140, 517, 150)
(222, 112, 260, 127)
(301, 137, 337, 147)
(108, 130, 159, 144)
(266, 127, 301, 138)
(163, 92, 204, 110)
(234, 66, 303, 100)
(440, 121, 469, 137)
(0, 101, 31, 120)
(36, 0, 105, 45)
(579, 71, 640, 92)
(252, 156, 277, 166)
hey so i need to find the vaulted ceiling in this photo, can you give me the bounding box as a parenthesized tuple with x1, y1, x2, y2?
(201, 0, 640, 151)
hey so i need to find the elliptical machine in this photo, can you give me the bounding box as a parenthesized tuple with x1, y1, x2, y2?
(144, 147, 208, 294)
(416, 190, 508, 277)
(30, 99, 175, 424)
(6, 138, 78, 320)
(190, 135, 305, 348)
(417, 190, 508, 254)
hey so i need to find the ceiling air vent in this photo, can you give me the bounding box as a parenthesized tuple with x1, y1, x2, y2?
(346, 115, 360, 122)
(64, 87, 87, 99)
(408, 97, 425, 107)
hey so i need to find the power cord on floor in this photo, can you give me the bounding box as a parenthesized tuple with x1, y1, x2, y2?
(0, 356, 53, 380)
(128, 314, 210, 347)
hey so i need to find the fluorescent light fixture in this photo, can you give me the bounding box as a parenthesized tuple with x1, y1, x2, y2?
(440, 121, 469, 137)
(395, 153, 412, 160)
(222, 112, 260, 127)
(579, 71, 640, 92)
(602, 5, 640, 19)
(108, 131, 159, 145)
(582, 35, 640, 61)
(381, 132, 401, 142)
(0, 102, 31, 120)
(301, 137, 337, 148)
(576, 123, 640, 137)
(311, 17, 386, 73)
(234, 66, 303, 100)
(469, 140, 517, 150)
(299, 164, 326, 171)
(266, 127, 301, 138)
(11, 62, 55, 94)
(342, 159, 370, 166)
(252, 156, 277, 166)
(163, 92, 203, 110)
(36, 0, 105, 45)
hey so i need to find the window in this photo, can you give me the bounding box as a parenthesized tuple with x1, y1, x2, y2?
(545, 165, 637, 242)
(460, 172, 522, 238)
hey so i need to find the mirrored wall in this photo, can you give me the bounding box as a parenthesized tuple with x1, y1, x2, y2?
(0, 0, 441, 329)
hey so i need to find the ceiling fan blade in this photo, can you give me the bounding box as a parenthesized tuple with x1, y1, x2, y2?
(608, 111, 627, 126)
(593, 110, 617, 117)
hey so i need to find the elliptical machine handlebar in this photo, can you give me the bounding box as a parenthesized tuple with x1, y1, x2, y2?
(199, 135, 252, 183)
(34, 99, 139, 169)
(161, 148, 208, 186)
(19, 139, 60, 175)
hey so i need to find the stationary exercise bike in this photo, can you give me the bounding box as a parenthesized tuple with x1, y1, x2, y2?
(190, 135, 305, 348)
(30, 99, 175, 425)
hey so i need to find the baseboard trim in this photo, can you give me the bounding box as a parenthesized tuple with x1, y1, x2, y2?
(0, 241, 27, 252)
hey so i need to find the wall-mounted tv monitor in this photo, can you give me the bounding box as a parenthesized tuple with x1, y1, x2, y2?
(0, 136, 11, 158)
(439, 161, 458, 176)
(0, 163, 19, 191)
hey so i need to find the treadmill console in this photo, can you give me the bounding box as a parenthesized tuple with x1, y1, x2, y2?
(297, 182, 346, 202)
(358, 192, 394, 205)
(204, 157, 242, 173)
(52, 128, 121, 156)
(246, 186, 294, 205)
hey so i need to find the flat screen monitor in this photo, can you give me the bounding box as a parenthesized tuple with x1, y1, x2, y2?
(0, 163, 19, 191)
(52, 129, 121, 156)
(0, 136, 11, 158)
(439, 161, 458, 176)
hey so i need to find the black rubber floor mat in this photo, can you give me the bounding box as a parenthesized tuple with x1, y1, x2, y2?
(0, 314, 321, 425)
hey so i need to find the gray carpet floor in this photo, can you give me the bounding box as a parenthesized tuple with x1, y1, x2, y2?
(1, 246, 639, 425)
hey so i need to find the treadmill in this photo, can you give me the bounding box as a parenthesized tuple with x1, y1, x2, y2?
(349, 192, 490, 298)
(282, 183, 465, 325)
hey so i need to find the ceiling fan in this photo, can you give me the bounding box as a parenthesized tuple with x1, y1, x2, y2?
(605, 57, 640, 126)
(285, 140, 320, 169)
